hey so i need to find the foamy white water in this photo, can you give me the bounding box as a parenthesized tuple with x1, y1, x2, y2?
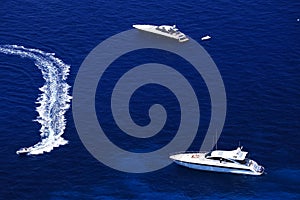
(0, 45, 72, 155)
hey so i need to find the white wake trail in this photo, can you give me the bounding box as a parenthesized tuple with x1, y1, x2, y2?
(0, 45, 72, 155)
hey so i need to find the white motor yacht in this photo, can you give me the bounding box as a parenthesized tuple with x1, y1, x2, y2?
(170, 147, 264, 175)
(132, 24, 189, 42)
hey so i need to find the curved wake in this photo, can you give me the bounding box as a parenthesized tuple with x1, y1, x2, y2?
(0, 45, 72, 155)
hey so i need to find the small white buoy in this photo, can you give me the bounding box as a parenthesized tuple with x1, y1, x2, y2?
(297, 18, 300, 22)
(201, 35, 211, 41)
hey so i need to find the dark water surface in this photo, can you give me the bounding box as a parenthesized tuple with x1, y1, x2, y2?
(0, 0, 299, 199)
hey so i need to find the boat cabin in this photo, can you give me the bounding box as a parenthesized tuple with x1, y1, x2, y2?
(205, 147, 248, 162)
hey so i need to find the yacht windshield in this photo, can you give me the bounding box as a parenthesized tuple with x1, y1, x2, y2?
(205, 152, 212, 158)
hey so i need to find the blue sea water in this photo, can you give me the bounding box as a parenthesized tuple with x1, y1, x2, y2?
(0, 0, 300, 199)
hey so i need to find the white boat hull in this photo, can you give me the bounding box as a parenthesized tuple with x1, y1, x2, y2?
(201, 35, 211, 41)
(16, 147, 31, 155)
(133, 24, 189, 42)
(173, 160, 262, 175)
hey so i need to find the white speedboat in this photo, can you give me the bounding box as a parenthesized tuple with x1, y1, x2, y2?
(170, 147, 264, 175)
(201, 35, 211, 41)
(132, 24, 189, 42)
(16, 147, 31, 155)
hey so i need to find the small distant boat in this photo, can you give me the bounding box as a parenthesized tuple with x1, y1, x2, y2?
(16, 147, 31, 155)
(201, 35, 211, 41)
(132, 24, 189, 42)
(170, 147, 264, 175)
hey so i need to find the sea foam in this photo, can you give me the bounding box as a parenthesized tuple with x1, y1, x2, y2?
(0, 45, 72, 155)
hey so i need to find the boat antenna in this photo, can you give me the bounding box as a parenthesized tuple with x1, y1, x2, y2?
(215, 130, 218, 150)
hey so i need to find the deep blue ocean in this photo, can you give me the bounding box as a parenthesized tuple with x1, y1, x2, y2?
(0, 0, 300, 199)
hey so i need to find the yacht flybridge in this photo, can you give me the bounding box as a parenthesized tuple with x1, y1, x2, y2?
(132, 24, 189, 42)
(170, 147, 264, 175)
